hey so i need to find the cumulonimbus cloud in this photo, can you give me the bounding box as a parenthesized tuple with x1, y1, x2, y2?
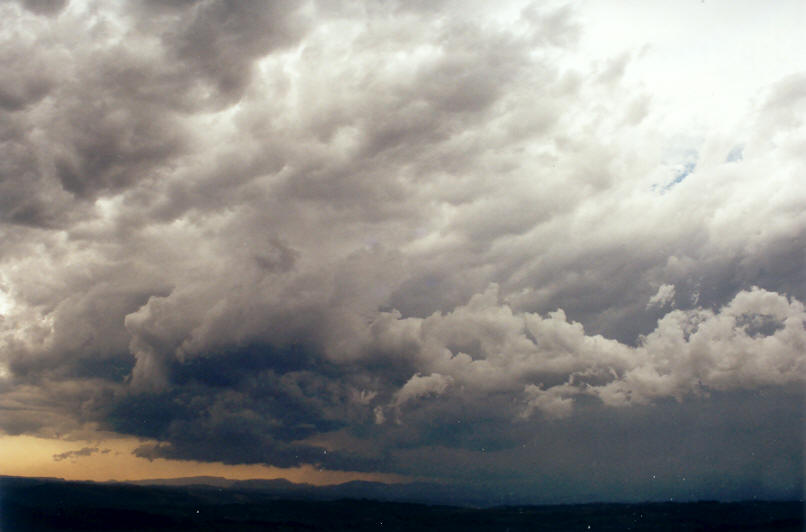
(0, 1, 803, 496)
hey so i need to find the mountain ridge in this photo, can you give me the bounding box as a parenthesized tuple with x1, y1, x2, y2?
(1, 475, 802, 531)
(120, 475, 480, 507)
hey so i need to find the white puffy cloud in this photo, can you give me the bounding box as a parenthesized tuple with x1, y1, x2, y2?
(647, 284, 675, 309)
(369, 285, 805, 420)
(394, 373, 454, 408)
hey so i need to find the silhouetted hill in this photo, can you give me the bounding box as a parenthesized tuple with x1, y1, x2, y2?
(130, 476, 489, 506)
(128, 476, 238, 488)
(1, 476, 802, 531)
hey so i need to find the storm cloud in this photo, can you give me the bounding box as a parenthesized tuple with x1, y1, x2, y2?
(53, 446, 110, 462)
(0, 0, 804, 502)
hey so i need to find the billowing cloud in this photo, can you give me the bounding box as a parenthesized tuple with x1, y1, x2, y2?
(0, 0, 804, 502)
(394, 373, 454, 408)
(647, 284, 675, 309)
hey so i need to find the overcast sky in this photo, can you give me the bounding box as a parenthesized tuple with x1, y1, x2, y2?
(1, 0, 804, 503)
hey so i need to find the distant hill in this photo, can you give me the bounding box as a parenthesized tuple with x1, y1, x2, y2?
(127, 476, 239, 488)
(126, 476, 489, 507)
(1, 475, 803, 532)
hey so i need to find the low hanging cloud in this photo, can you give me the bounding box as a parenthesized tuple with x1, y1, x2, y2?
(0, 0, 804, 500)
(53, 446, 110, 462)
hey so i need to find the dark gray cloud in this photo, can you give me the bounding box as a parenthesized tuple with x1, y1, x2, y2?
(17, 0, 68, 16)
(161, 0, 309, 103)
(53, 446, 107, 462)
(0, 0, 804, 503)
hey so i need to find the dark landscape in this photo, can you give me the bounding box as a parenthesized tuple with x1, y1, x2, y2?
(1, 476, 802, 532)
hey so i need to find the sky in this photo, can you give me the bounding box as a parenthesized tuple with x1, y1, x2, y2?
(0, 0, 804, 504)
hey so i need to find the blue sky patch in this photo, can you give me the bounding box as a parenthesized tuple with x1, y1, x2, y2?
(726, 145, 744, 162)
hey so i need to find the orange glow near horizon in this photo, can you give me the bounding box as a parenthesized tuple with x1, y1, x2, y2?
(0, 434, 405, 485)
